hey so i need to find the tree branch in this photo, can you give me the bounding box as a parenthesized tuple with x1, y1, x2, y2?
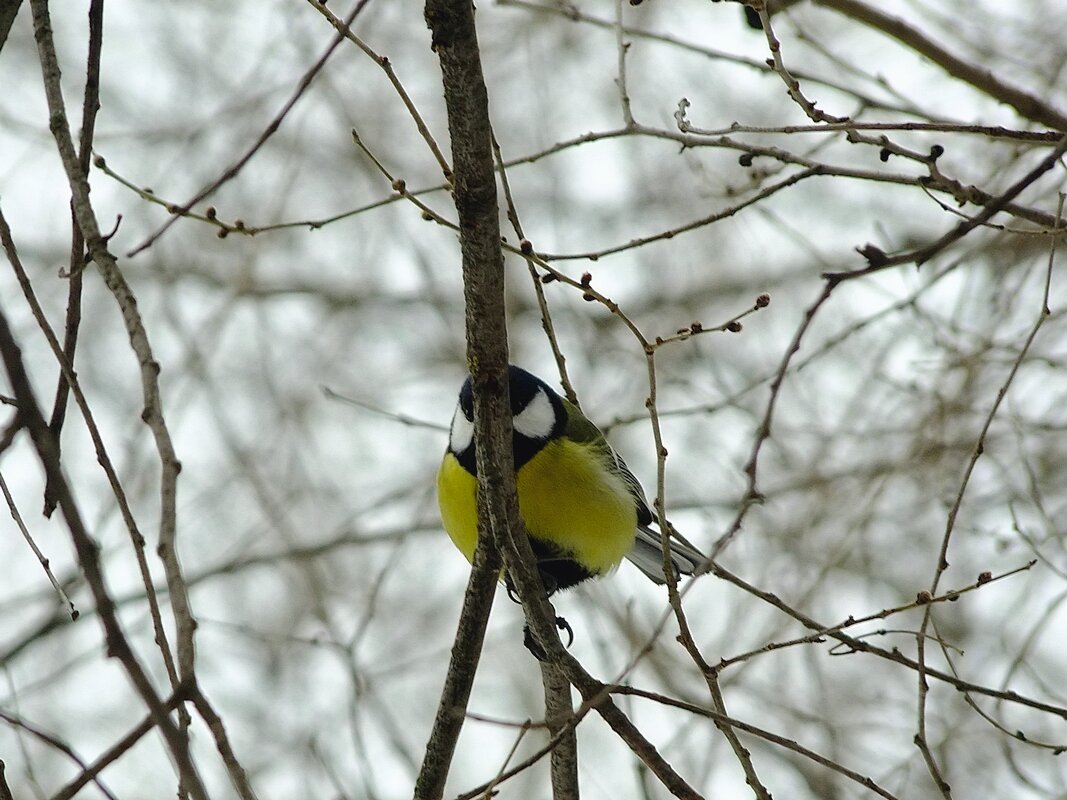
(814, 0, 1067, 131)
(415, 0, 538, 796)
(0, 305, 209, 800)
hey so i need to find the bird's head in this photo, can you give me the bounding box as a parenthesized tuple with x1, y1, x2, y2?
(448, 366, 565, 472)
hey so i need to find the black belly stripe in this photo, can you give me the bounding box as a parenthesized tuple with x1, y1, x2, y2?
(528, 537, 596, 592)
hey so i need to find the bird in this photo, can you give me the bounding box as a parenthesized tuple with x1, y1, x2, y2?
(437, 365, 704, 595)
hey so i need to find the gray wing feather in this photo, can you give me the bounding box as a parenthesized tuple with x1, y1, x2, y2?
(628, 524, 705, 584)
(609, 449, 705, 584)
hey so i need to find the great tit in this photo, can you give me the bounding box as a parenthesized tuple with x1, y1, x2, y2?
(437, 365, 704, 593)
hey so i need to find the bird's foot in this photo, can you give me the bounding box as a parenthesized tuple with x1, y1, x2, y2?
(522, 616, 574, 661)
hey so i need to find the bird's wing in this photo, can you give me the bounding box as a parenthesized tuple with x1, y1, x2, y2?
(608, 449, 655, 527)
(559, 397, 705, 582)
(560, 398, 653, 522)
(563, 401, 704, 584)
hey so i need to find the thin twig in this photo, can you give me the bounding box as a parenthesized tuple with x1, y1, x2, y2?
(50, 683, 194, 800)
(931, 615, 1067, 753)
(306, 0, 452, 181)
(613, 0, 635, 127)
(0, 299, 208, 799)
(812, 0, 1067, 130)
(914, 191, 1061, 796)
(43, 0, 103, 518)
(0, 471, 77, 620)
(101, 122, 1066, 244)
(677, 118, 1064, 142)
(706, 559, 1067, 720)
(126, 0, 376, 256)
(29, 6, 215, 748)
(187, 684, 260, 800)
(616, 686, 903, 800)
(322, 385, 449, 430)
(718, 560, 1036, 669)
(500, 0, 930, 119)
(0, 708, 120, 800)
(825, 135, 1067, 281)
(454, 703, 595, 800)
(711, 281, 835, 558)
(0, 201, 183, 712)
(538, 166, 823, 261)
(489, 131, 578, 405)
(752, 0, 848, 124)
(479, 720, 535, 799)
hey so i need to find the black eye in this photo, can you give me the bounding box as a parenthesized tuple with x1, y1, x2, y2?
(510, 382, 536, 416)
(459, 381, 475, 420)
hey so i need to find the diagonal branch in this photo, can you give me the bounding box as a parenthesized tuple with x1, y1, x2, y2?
(29, 0, 196, 684)
(126, 0, 375, 256)
(814, 0, 1067, 131)
(0, 305, 209, 800)
(825, 134, 1067, 282)
(43, 0, 103, 519)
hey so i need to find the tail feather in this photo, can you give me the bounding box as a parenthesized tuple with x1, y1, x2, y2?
(625, 525, 705, 585)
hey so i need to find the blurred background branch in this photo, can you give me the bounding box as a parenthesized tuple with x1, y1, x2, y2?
(1, 0, 1065, 797)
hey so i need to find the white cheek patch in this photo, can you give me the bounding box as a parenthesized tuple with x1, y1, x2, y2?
(513, 388, 556, 440)
(449, 405, 474, 453)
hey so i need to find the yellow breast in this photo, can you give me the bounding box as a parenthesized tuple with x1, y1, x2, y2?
(437, 453, 480, 560)
(436, 439, 637, 577)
